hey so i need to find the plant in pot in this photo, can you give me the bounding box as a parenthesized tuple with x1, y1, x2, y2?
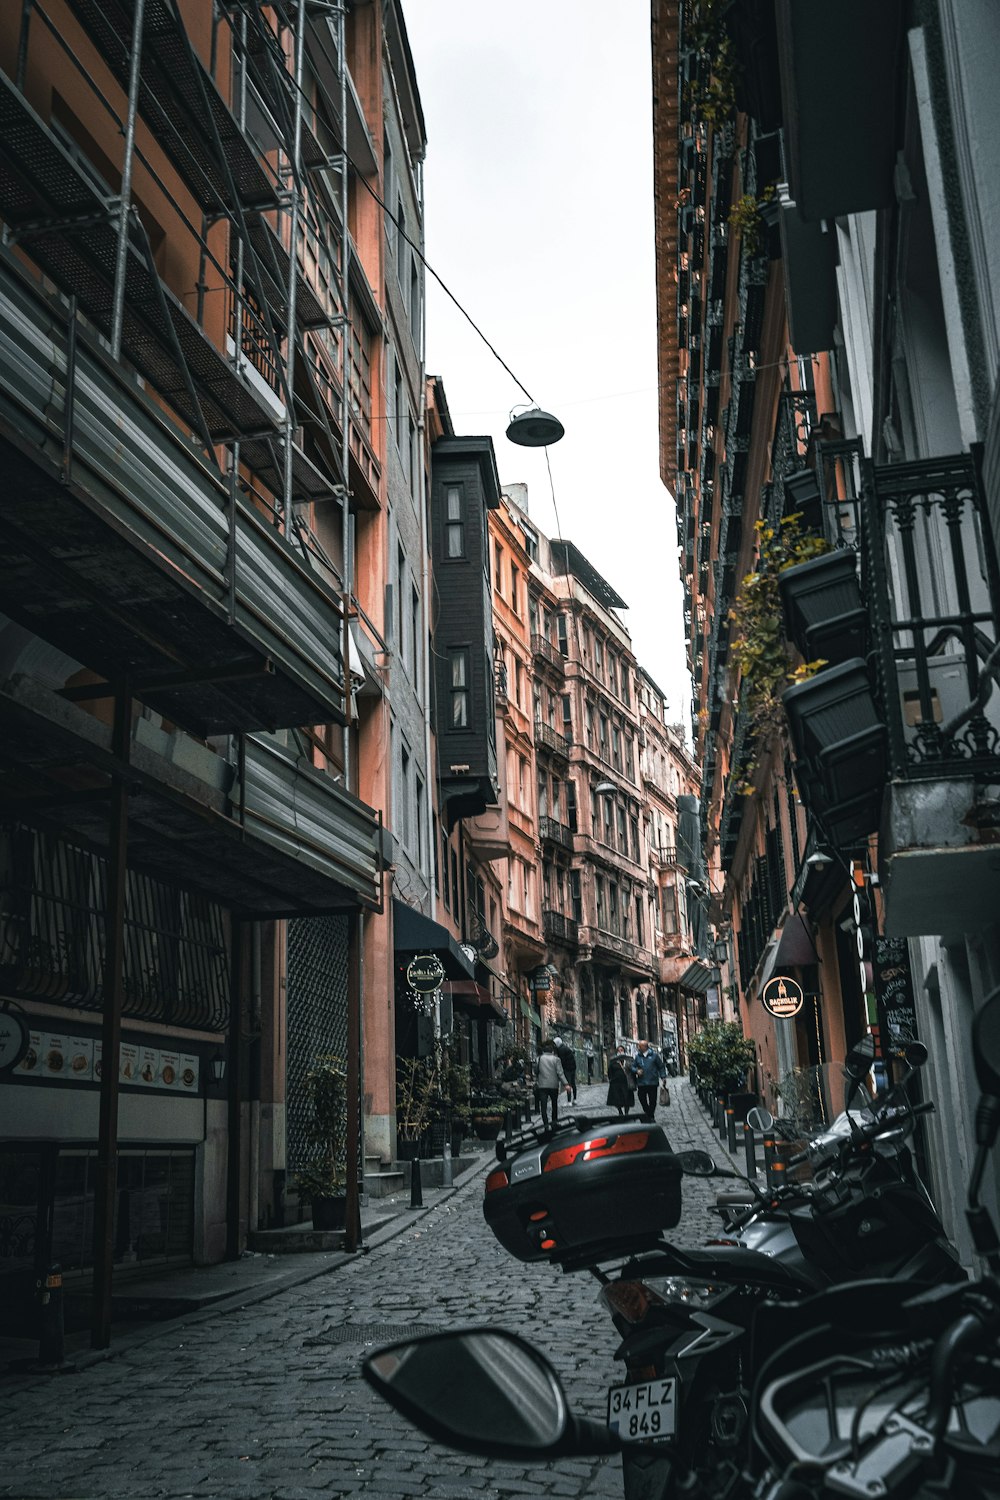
(687, 1022, 756, 1102)
(395, 1056, 437, 1159)
(438, 1041, 471, 1157)
(292, 1053, 348, 1231)
(469, 1086, 506, 1141)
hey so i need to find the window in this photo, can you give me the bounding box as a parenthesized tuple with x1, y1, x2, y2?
(662, 885, 678, 934)
(585, 700, 594, 746)
(518, 754, 527, 807)
(537, 774, 548, 818)
(571, 870, 582, 923)
(348, 299, 373, 438)
(609, 881, 620, 934)
(557, 614, 568, 657)
(494, 541, 503, 593)
(561, 694, 572, 737)
(396, 545, 405, 651)
(522, 525, 538, 561)
(511, 563, 520, 613)
(394, 364, 404, 450)
(622, 667, 631, 706)
(616, 803, 627, 850)
(445, 485, 464, 557)
(603, 798, 614, 843)
(395, 193, 405, 276)
(514, 657, 523, 707)
(400, 745, 410, 847)
(599, 714, 609, 759)
(409, 260, 420, 335)
(410, 586, 420, 682)
(596, 875, 606, 929)
(528, 599, 538, 635)
(608, 654, 617, 694)
(631, 815, 640, 860)
(451, 848, 460, 921)
(612, 725, 622, 770)
(522, 862, 531, 917)
(635, 897, 644, 945)
(566, 779, 577, 833)
(449, 649, 470, 727)
(416, 776, 426, 865)
(595, 637, 604, 671)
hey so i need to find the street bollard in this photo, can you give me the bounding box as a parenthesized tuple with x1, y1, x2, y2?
(36, 1262, 64, 1368)
(763, 1133, 776, 1190)
(744, 1120, 758, 1179)
(503, 1109, 514, 1146)
(441, 1137, 453, 1189)
(409, 1155, 423, 1209)
(725, 1106, 737, 1154)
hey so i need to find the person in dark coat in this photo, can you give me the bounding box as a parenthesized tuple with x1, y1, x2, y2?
(554, 1036, 578, 1103)
(606, 1045, 634, 1117)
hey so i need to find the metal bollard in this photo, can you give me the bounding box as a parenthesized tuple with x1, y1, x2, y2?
(744, 1121, 758, 1179)
(441, 1137, 453, 1189)
(763, 1134, 776, 1190)
(409, 1155, 424, 1209)
(36, 1262, 65, 1368)
(725, 1106, 737, 1154)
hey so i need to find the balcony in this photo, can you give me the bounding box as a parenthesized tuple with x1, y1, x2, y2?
(533, 720, 570, 760)
(656, 845, 679, 866)
(861, 455, 1000, 934)
(578, 924, 652, 976)
(0, 674, 382, 918)
(531, 633, 565, 675)
(0, 247, 348, 736)
(538, 816, 574, 852)
(542, 909, 579, 947)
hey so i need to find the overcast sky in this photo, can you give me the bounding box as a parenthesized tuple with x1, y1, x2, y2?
(403, 1, 691, 729)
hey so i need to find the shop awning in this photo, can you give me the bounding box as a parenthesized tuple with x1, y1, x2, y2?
(520, 997, 542, 1027)
(679, 958, 717, 994)
(392, 899, 476, 981)
(759, 914, 819, 989)
(441, 978, 508, 1024)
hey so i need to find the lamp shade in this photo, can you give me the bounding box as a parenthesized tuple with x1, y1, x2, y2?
(505, 408, 565, 447)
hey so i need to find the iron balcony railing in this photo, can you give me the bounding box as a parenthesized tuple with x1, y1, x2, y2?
(656, 844, 679, 866)
(863, 454, 1000, 780)
(533, 720, 570, 758)
(578, 924, 652, 972)
(542, 909, 579, 947)
(538, 817, 574, 851)
(531, 633, 565, 674)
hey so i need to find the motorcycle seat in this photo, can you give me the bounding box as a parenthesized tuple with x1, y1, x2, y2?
(671, 1243, 817, 1291)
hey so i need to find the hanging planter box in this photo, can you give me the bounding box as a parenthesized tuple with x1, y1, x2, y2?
(783, 658, 887, 846)
(779, 549, 867, 665)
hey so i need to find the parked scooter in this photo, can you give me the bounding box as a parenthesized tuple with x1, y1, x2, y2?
(365, 1003, 1000, 1499)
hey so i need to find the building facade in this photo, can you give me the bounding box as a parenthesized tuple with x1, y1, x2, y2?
(653, 0, 1000, 1262)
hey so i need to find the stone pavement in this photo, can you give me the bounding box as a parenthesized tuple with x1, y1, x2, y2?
(0, 1079, 735, 1500)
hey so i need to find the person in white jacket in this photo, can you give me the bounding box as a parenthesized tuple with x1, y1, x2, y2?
(533, 1038, 571, 1132)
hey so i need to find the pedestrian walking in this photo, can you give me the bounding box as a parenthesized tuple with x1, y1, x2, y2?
(631, 1038, 667, 1122)
(554, 1035, 578, 1102)
(534, 1039, 570, 1132)
(584, 1037, 595, 1083)
(606, 1045, 634, 1118)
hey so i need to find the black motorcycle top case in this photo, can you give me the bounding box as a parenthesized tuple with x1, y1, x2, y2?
(483, 1120, 682, 1265)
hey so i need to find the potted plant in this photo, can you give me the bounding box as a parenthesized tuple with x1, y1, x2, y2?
(469, 1087, 506, 1141)
(292, 1054, 347, 1231)
(395, 1056, 437, 1159)
(687, 1022, 756, 1103)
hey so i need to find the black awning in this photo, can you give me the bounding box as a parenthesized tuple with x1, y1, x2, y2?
(392, 899, 476, 981)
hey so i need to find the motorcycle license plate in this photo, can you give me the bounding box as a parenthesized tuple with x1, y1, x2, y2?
(607, 1377, 677, 1443)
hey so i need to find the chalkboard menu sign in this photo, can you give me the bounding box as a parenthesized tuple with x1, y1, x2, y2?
(874, 937, 918, 1048)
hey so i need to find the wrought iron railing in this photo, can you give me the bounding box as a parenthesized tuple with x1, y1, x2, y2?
(863, 453, 1000, 779)
(533, 721, 570, 758)
(538, 817, 574, 851)
(542, 909, 579, 946)
(0, 825, 230, 1030)
(531, 633, 564, 673)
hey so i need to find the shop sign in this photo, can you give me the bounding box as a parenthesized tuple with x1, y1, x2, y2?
(530, 971, 551, 992)
(874, 937, 918, 1048)
(761, 975, 804, 1019)
(0, 1010, 28, 1073)
(407, 953, 445, 994)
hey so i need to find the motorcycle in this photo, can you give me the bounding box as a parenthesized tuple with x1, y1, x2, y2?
(363, 1028, 990, 1499)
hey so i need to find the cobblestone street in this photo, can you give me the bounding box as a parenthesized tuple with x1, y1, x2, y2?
(0, 1080, 735, 1500)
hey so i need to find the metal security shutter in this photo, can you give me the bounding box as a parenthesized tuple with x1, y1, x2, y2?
(286, 916, 349, 1173)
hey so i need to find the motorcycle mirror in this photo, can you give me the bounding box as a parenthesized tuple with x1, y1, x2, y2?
(746, 1105, 775, 1133)
(842, 1036, 877, 1083)
(674, 1149, 717, 1177)
(362, 1328, 617, 1459)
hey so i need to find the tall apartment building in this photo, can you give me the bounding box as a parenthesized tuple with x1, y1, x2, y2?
(0, 0, 435, 1341)
(653, 0, 1000, 1259)
(638, 669, 713, 1070)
